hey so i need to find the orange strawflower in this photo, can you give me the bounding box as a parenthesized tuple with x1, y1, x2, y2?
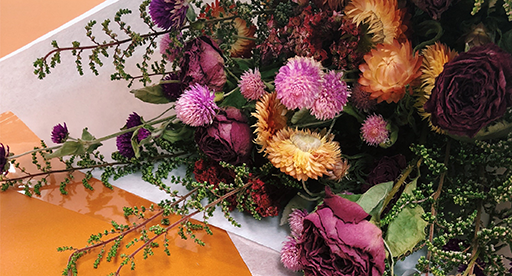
(358, 40, 422, 103)
(265, 128, 343, 182)
(252, 92, 288, 152)
(415, 42, 457, 133)
(200, 0, 256, 58)
(344, 0, 406, 45)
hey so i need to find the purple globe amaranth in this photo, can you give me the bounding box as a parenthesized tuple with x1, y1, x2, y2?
(194, 107, 253, 166)
(0, 143, 9, 176)
(149, 0, 188, 31)
(116, 112, 150, 159)
(180, 36, 226, 93)
(411, 0, 458, 20)
(424, 43, 512, 138)
(51, 123, 69, 144)
(296, 187, 385, 276)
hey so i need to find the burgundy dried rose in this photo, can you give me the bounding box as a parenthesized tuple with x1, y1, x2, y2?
(180, 36, 226, 92)
(296, 187, 385, 276)
(411, 0, 457, 20)
(195, 107, 253, 166)
(365, 154, 407, 190)
(424, 43, 512, 138)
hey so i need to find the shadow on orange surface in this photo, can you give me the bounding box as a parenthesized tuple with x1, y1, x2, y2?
(0, 111, 251, 276)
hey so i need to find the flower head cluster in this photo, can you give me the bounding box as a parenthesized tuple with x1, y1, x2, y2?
(239, 69, 266, 101)
(361, 114, 389, 146)
(149, 0, 189, 31)
(193, 158, 238, 210)
(310, 71, 350, 120)
(51, 123, 69, 144)
(176, 84, 218, 127)
(275, 56, 324, 110)
(116, 112, 149, 159)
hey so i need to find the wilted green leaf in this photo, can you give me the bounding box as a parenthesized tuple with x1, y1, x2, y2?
(161, 124, 194, 143)
(131, 85, 170, 104)
(356, 181, 393, 218)
(385, 205, 428, 257)
(46, 141, 85, 158)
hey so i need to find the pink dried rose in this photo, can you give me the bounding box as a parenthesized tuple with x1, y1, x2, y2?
(296, 187, 385, 275)
(180, 36, 227, 92)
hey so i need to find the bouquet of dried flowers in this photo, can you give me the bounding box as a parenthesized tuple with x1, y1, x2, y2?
(2, 0, 512, 275)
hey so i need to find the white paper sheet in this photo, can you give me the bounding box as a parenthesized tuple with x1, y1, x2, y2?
(0, 0, 291, 259)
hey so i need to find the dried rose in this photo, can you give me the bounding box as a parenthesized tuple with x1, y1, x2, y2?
(180, 36, 226, 93)
(296, 187, 386, 275)
(424, 43, 512, 138)
(194, 107, 253, 166)
(411, 0, 457, 20)
(365, 154, 407, 191)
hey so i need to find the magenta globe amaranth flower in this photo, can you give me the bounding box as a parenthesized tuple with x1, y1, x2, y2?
(176, 84, 218, 127)
(239, 68, 267, 101)
(310, 71, 350, 120)
(424, 43, 512, 138)
(194, 107, 253, 166)
(361, 114, 389, 146)
(281, 237, 304, 272)
(0, 143, 9, 176)
(288, 209, 308, 237)
(149, 0, 188, 30)
(295, 187, 386, 275)
(275, 56, 324, 110)
(51, 123, 69, 144)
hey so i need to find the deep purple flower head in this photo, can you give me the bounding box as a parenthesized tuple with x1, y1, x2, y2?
(51, 123, 69, 144)
(310, 71, 350, 120)
(176, 84, 219, 127)
(162, 73, 183, 101)
(0, 143, 9, 176)
(149, 0, 188, 30)
(116, 112, 148, 159)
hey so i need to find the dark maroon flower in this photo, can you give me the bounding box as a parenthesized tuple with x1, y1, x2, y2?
(180, 36, 226, 92)
(51, 123, 69, 144)
(149, 0, 188, 30)
(411, 0, 457, 20)
(365, 154, 407, 190)
(0, 143, 9, 176)
(116, 113, 149, 158)
(193, 158, 238, 211)
(162, 73, 183, 101)
(424, 43, 512, 138)
(194, 107, 253, 166)
(296, 187, 386, 275)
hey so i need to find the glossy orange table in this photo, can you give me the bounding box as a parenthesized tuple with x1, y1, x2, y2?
(0, 111, 252, 275)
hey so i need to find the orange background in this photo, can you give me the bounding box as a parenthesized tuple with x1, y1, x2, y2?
(0, 0, 104, 58)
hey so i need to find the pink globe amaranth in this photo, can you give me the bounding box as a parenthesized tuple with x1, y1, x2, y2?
(194, 107, 253, 166)
(424, 43, 512, 138)
(297, 187, 385, 276)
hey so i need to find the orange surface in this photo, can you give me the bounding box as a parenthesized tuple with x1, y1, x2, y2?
(0, 0, 105, 57)
(0, 111, 252, 276)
